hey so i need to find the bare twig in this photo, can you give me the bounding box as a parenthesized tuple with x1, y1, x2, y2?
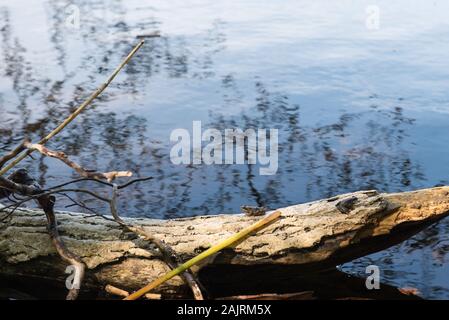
(117, 177, 153, 189)
(0, 170, 85, 300)
(135, 31, 160, 39)
(0, 40, 145, 176)
(0, 176, 40, 197)
(59, 192, 103, 215)
(40, 176, 153, 191)
(24, 141, 132, 182)
(105, 284, 129, 298)
(217, 291, 315, 300)
(0, 141, 26, 169)
(0, 188, 111, 215)
(1, 176, 153, 218)
(0, 202, 23, 222)
(45, 178, 113, 189)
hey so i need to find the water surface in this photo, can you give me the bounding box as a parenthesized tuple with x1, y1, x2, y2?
(0, 0, 448, 299)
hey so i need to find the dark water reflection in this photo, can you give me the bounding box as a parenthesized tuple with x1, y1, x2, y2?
(0, 0, 448, 298)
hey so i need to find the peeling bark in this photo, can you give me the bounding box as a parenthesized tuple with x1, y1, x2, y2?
(1, 187, 448, 298)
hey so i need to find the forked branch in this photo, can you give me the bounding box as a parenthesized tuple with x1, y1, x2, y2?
(24, 141, 132, 182)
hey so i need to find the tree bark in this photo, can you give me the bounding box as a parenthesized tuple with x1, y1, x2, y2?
(1, 187, 448, 298)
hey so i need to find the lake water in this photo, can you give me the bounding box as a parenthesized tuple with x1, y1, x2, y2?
(0, 0, 448, 299)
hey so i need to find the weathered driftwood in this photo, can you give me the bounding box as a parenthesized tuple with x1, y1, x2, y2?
(1, 187, 449, 298)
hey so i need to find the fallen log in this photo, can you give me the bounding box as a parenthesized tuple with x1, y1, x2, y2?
(1, 187, 449, 299)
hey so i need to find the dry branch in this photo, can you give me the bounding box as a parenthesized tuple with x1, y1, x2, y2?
(108, 185, 205, 300)
(0, 169, 85, 299)
(124, 211, 281, 300)
(0, 40, 145, 177)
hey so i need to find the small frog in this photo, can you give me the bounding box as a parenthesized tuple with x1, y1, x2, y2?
(241, 205, 267, 216)
(335, 196, 358, 214)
